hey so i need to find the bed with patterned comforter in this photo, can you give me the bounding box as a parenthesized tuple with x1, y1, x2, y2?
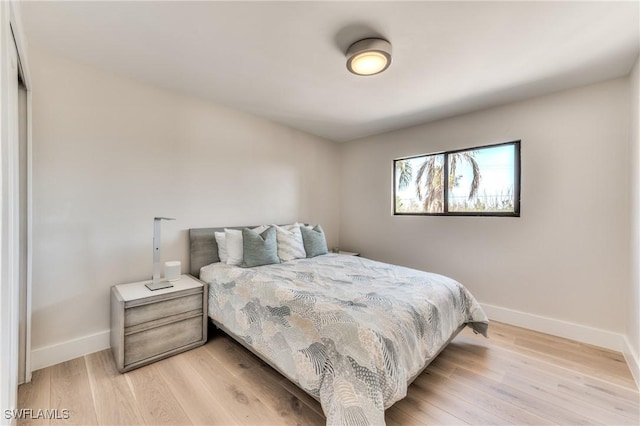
(200, 253, 488, 425)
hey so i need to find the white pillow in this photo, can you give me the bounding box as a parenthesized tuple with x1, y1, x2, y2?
(214, 232, 227, 263)
(274, 224, 306, 261)
(225, 225, 269, 266)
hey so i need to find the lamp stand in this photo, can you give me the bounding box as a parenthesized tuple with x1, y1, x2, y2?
(145, 217, 176, 291)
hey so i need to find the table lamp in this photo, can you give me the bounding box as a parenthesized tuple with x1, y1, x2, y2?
(146, 217, 176, 291)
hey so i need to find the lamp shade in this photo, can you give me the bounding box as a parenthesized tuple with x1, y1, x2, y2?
(346, 38, 392, 76)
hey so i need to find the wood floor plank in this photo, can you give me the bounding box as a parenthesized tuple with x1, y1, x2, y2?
(393, 391, 469, 425)
(408, 375, 512, 425)
(49, 357, 97, 425)
(179, 344, 285, 425)
(454, 329, 640, 403)
(501, 366, 638, 425)
(385, 403, 424, 425)
(491, 321, 627, 364)
(485, 322, 637, 389)
(17, 368, 51, 426)
(203, 333, 263, 377)
(415, 369, 552, 425)
(84, 350, 144, 426)
(18, 320, 639, 425)
(436, 344, 506, 382)
(207, 333, 327, 418)
(125, 361, 191, 425)
(447, 336, 640, 421)
(553, 376, 640, 419)
(514, 336, 632, 376)
(202, 338, 325, 425)
(276, 372, 326, 417)
(156, 352, 240, 425)
(423, 354, 457, 378)
(449, 366, 600, 425)
(481, 321, 517, 345)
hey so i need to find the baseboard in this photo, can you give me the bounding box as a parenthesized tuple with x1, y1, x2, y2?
(30, 329, 110, 371)
(480, 303, 624, 352)
(622, 335, 640, 389)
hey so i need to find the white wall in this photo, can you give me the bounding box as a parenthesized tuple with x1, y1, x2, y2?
(628, 55, 640, 384)
(29, 48, 340, 368)
(28, 44, 638, 374)
(340, 78, 630, 345)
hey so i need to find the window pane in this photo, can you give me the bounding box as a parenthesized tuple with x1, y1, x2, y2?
(447, 144, 516, 213)
(395, 154, 444, 213)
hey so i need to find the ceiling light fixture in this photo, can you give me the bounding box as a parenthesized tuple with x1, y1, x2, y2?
(346, 38, 392, 76)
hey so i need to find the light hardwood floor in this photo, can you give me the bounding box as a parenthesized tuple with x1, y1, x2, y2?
(18, 321, 639, 425)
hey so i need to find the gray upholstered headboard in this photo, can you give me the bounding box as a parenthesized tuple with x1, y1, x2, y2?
(189, 226, 258, 278)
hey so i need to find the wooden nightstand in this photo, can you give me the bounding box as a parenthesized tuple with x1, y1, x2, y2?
(338, 250, 360, 256)
(110, 274, 208, 373)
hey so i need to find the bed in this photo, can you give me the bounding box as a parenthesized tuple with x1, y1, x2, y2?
(189, 226, 488, 425)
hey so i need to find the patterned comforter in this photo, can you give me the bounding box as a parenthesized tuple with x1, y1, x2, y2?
(201, 254, 488, 425)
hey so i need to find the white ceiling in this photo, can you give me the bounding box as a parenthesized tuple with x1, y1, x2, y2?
(20, 1, 640, 142)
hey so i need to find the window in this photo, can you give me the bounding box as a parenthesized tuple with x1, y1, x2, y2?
(394, 140, 520, 216)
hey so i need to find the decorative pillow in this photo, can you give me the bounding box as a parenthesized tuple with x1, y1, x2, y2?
(225, 225, 269, 266)
(224, 229, 243, 266)
(300, 224, 328, 258)
(214, 231, 227, 263)
(242, 227, 280, 267)
(274, 224, 306, 261)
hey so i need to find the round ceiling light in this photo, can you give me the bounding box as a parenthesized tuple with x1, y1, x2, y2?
(346, 38, 392, 76)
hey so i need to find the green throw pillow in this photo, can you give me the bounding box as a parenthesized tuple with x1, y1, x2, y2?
(300, 224, 328, 258)
(241, 227, 280, 267)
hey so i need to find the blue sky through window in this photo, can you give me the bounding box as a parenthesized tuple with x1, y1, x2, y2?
(395, 142, 517, 214)
(449, 144, 515, 206)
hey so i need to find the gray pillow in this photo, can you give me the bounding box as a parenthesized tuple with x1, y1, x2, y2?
(300, 224, 328, 258)
(241, 227, 280, 268)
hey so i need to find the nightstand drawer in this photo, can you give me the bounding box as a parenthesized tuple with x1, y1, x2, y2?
(124, 316, 203, 365)
(124, 293, 202, 327)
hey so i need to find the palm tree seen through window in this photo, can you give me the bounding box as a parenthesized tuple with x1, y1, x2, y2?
(394, 141, 520, 216)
